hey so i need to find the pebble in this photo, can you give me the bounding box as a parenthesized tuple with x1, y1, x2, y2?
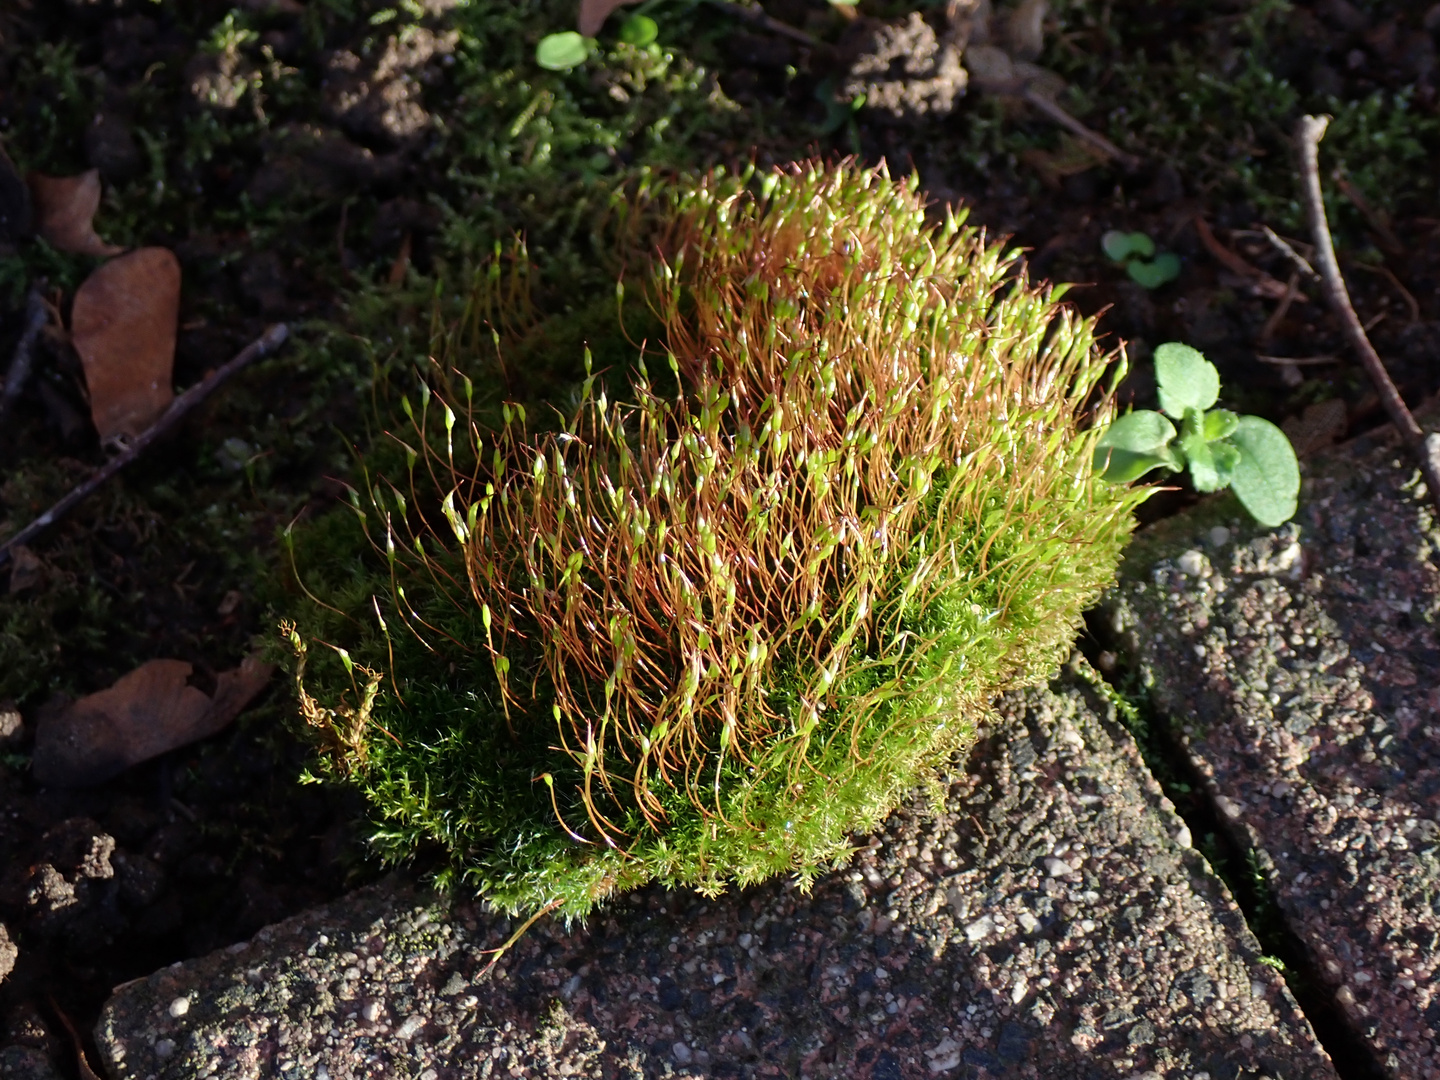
(964, 915, 993, 942)
(672, 1041, 693, 1064)
(1177, 549, 1205, 575)
(167, 997, 190, 1018)
(1017, 911, 1038, 934)
(153, 1038, 175, 1059)
(1208, 525, 1231, 547)
(396, 1014, 425, 1040)
(1043, 856, 1071, 877)
(361, 1000, 383, 1023)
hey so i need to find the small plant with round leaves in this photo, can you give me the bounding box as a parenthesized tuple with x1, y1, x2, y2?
(1101, 229, 1181, 289)
(537, 0, 664, 71)
(1094, 342, 1300, 526)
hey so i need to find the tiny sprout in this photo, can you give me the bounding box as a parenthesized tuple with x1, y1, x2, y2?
(536, 31, 592, 71)
(1095, 342, 1300, 526)
(1101, 229, 1181, 289)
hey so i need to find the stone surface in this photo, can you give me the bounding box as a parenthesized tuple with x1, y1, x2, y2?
(96, 668, 1335, 1079)
(1106, 417, 1440, 1080)
(839, 13, 967, 122)
(0, 921, 15, 983)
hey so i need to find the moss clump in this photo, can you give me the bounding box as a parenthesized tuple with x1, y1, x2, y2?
(283, 161, 1146, 920)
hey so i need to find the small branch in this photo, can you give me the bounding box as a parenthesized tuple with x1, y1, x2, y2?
(1019, 87, 1142, 172)
(1193, 217, 1301, 301)
(1255, 354, 1341, 367)
(703, 0, 817, 46)
(0, 323, 289, 570)
(1296, 114, 1440, 515)
(0, 283, 49, 435)
(1259, 226, 1319, 282)
(1356, 262, 1420, 325)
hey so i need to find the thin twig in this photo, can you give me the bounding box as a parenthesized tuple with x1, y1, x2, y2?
(1020, 87, 1142, 171)
(1259, 225, 1319, 281)
(703, 0, 816, 45)
(1193, 217, 1300, 301)
(45, 994, 104, 1080)
(1257, 271, 1304, 387)
(1296, 115, 1440, 514)
(0, 323, 289, 569)
(1356, 262, 1420, 325)
(0, 283, 49, 434)
(1257, 271, 1301, 347)
(1255, 354, 1341, 367)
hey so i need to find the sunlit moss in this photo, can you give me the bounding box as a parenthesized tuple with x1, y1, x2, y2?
(283, 161, 1148, 920)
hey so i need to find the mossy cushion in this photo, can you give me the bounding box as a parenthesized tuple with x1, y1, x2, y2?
(282, 162, 1145, 921)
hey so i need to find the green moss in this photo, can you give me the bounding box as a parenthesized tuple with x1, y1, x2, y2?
(283, 162, 1148, 920)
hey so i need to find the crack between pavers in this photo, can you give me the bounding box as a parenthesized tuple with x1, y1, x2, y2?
(1079, 612, 1389, 1080)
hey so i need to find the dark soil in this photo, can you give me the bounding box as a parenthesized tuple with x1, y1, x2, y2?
(0, 0, 1437, 1077)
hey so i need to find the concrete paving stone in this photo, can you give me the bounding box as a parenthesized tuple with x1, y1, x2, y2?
(1105, 420, 1440, 1080)
(95, 666, 1334, 1080)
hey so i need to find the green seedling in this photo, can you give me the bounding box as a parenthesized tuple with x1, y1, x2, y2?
(1095, 342, 1300, 526)
(536, 0, 668, 70)
(536, 31, 594, 71)
(1101, 229, 1181, 289)
(618, 13, 659, 45)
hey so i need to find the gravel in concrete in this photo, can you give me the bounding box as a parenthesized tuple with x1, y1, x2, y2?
(96, 668, 1336, 1080)
(1106, 422, 1440, 1080)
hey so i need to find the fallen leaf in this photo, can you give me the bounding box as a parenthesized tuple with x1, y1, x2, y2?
(32, 655, 274, 787)
(1021, 135, 1107, 189)
(963, 44, 1017, 92)
(71, 247, 182, 443)
(27, 170, 124, 257)
(1004, 0, 1048, 60)
(7, 545, 46, 593)
(1282, 399, 1348, 457)
(578, 0, 641, 37)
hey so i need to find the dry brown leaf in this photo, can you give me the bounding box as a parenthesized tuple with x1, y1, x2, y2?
(7, 545, 45, 593)
(578, 0, 641, 37)
(27, 170, 124, 257)
(71, 247, 181, 443)
(32, 655, 274, 787)
(1282, 399, 1349, 457)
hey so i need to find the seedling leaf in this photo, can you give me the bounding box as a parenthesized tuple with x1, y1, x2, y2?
(1203, 408, 1239, 441)
(537, 32, 592, 70)
(1209, 439, 1241, 487)
(1176, 407, 1222, 492)
(618, 14, 658, 45)
(1225, 416, 1300, 527)
(1094, 409, 1179, 482)
(1127, 252, 1181, 288)
(1154, 342, 1219, 418)
(1101, 230, 1155, 262)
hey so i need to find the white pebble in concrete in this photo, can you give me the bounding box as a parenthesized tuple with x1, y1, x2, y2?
(1177, 549, 1205, 576)
(167, 997, 190, 1018)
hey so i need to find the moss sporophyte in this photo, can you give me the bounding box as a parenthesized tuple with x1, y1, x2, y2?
(281, 162, 1150, 925)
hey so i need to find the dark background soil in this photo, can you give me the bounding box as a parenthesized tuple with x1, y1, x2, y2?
(0, 0, 1437, 1076)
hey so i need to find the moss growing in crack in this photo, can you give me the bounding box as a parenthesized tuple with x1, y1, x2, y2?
(283, 161, 1148, 920)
